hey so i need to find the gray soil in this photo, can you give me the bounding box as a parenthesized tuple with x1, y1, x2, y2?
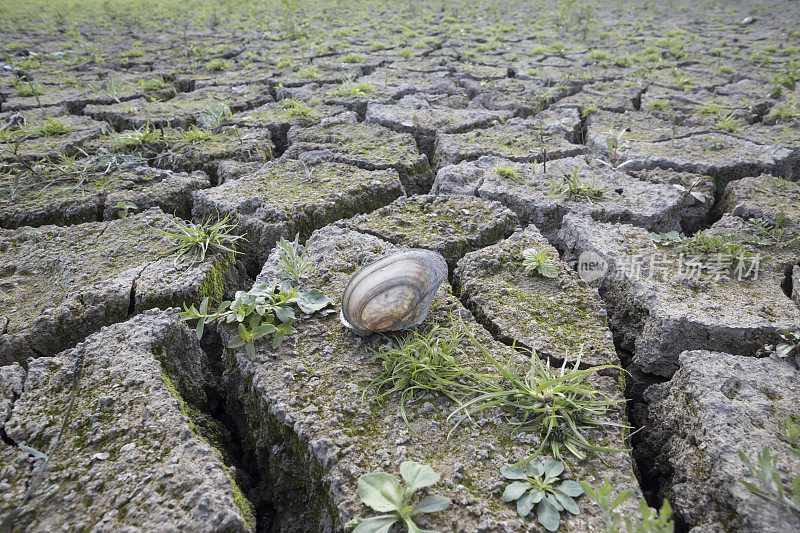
(1, 0, 799, 532)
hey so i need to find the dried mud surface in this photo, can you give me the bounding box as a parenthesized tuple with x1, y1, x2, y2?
(1, 0, 799, 531)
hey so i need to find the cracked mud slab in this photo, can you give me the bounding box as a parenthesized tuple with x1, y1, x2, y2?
(82, 85, 271, 129)
(460, 77, 578, 117)
(558, 212, 800, 378)
(645, 350, 800, 532)
(216, 225, 641, 532)
(336, 194, 518, 265)
(0, 107, 106, 163)
(721, 173, 800, 225)
(432, 107, 583, 169)
(455, 225, 619, 368)
(0, 310, 254, 532)
(191, 159, 405, 269)
(626, 167, 715, 234)
(85, 126, 276, 180)
(0, 208, 246, 365)
(0, 166, 210, 229)
(586, 112, 794, 185)
(365, 97, 505, 156)
(224, 99, 349, 148)
(434, 155, 691, 238)
(283, 121, 433, 194)
(557, 80, 643, 114)
(0, 71, 178, 113)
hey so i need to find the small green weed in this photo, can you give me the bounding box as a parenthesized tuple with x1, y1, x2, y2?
(341, 53, 364, 63)
(548, 167, 608, 204)
(277, 234, 314, 283)
(138, 76, 171, 92)
(180, 125, 214, 143)
(205, 58, 229, 71)
(366, 325, 471, 427)
(450, 330, 627, 462)
(158, 214, 244, 267)
(110, 122, 163, 149)
(327, 81, 376, 98)
(739, 447, 800, 514)
(30, 118, 71, 136)
(198, 101, 231, 129)
(181, 281, 332, 357)
(582, 478, 674, 533)
(502, 459, 583, 531)
(522, 248, 559, 278)
(779, 415, 800, 455)
(280, 98, 316, 118)
(494, 163, 523, 184)
(114, 201, 138, 218)
(345, 461, 450, 533)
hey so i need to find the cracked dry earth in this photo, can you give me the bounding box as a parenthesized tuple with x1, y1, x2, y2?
(1, 0, 800, 531)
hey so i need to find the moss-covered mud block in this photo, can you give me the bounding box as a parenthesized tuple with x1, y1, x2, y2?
(365, 98, 504, 157)
(587, 116, 794, 187)
(721, 173, 800, 225)
(358, 67, 460, 101)
(84, 126, 275, 181)
(461, 77, 579, 117)
(224, 100, 349, 149)
(0, 108, 106, 163)
(191, 160, 405, 271)
(216, 225, 640, 532)
(558, 213, 800, 379)
(433, 156, 689, 239)
(0, 208, 247, 365)
(740, 119, 800, 178)
(557, 80, 643, 114)
(586, 109, 708, 145)
(83, 85, 271, 129)
(0, 310, 255, 532)
(644, 351, 800, 532)
(0, 71, 178, 113)
(0, 166, 210, 229)
(1, 166, 209, 228)
(455, 225, 619, 368)
(627, 167, 715, 234)
(337, 194, 518, 266)
(152, 127, 275, 180)
(283, 122, 434, 194)
(432, 107, 584, 170)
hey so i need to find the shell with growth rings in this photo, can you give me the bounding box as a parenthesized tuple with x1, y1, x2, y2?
(340, 249, 447, 335)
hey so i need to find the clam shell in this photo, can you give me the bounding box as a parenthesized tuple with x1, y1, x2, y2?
(340, 249, 448, 335)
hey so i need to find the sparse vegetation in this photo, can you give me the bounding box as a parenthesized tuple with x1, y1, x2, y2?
(280, 98, 317, 118)
(548, 167, 608, 204)
(198, 101, 232, 129)
(582, 478, 675, 532)
(327, 81, 376, 97)
(365, 324, 471, 427)
(158, 214, 244, 267)
(277, 234, 314, 282)
(450, 329, 627, 462)
(181, 281, 332, 356)
(346, 461, 451, 533)
(502, 459, 583, 531)
(739, 447, 800, 514)
(29, 118, 71, 136)
(494, 163, 523, 184)
(180, 125, 214, 143)
(522, 248, 559, 278)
